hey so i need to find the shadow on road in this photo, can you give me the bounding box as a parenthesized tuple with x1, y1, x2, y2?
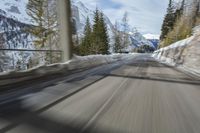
(0, 99, 82, 133)
(107, 74, 200, 85)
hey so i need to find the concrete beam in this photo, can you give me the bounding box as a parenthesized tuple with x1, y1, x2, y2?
(57, 0, 73, 62)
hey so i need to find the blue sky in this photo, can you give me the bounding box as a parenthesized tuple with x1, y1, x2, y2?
(79, 0, 169, 35)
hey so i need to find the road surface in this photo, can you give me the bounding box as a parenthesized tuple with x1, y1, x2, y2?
(0, 54, 200, 133)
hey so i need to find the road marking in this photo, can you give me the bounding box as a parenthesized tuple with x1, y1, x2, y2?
(80, 76, 129, 132)
(80, 64, 142, 132)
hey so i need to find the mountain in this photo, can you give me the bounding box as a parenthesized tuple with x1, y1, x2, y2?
(0, 0, 155, 51)
(71, 0, 115, 45)
(0, 0, 31, 24)
(0, 0, 34, 50)
(129, 31, 156, 49)
(71, 0, 155, 51)
(0, 0, 35, 71)
(143, 34, 160, 48)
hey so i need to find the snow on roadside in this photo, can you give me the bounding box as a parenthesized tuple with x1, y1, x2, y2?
(0, 53, 137, 80)
(153, 36, 194, 54)
(152, 26, 200, 76)
(152, 36, 194, 66)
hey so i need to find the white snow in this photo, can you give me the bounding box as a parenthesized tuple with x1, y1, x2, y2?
(130, 31, 155, 48)
(152, 26, 200, 76)
(0, 0, 32, 24)
(154, 36, 194, 55)
(72, 0, 154, 51)
(0, 53, 138, 81)
(143, 34, 160, 40)
(152, 36, 194, 65)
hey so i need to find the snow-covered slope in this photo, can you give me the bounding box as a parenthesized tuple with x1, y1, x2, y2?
(0, 14, 35, 71)
(143, 34, 160, 40)
(71, 1, 114, 36)
(0, 0, 31, 24)
(143, 34, 160, 48)
(129, 31, 155, 49)
(0, 0, 36, 71)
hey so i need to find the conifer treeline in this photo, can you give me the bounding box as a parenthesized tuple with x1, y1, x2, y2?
(160, 0, 200, 47)
(78, 9, 109, 56)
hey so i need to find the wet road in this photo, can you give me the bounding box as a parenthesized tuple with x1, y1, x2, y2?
(0, 54, 200, 133)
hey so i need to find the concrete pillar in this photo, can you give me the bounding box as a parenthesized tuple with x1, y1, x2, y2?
(57, 0, 73, 62)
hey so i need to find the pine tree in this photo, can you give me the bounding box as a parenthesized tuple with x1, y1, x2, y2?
(80, 8, 110, 55)
(91, 8, 101, 54)
(160, 0, 176, 40)
(80, 17, 92, 55)
(99, 12, 109, 54)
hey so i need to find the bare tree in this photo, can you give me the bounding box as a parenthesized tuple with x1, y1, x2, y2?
(121, 12, 130, 51)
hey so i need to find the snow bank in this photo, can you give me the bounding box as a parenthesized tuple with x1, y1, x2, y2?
(152, 36, 194, 65)
(153, 26, 200, 76)
(0, 53, 137, 86)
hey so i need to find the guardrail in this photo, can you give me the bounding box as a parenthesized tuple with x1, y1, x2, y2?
(0, 48, 63, 71)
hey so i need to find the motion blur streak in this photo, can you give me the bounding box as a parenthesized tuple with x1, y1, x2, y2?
(0, 54, 200, 133)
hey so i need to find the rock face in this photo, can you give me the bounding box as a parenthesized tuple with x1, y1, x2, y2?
(153, 26, 200, 74)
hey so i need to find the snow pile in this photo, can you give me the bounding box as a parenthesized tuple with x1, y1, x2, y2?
(153, 36, 194, 66)
(192, 25, 200, 35)
(153, 26, 200, 75)
(0, 54, 137, 85)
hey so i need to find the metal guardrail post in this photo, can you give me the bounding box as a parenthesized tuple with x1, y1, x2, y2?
(57, 0, 73, 62)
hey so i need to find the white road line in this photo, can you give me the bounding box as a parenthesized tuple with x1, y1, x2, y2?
(80, 65, 140, 133)
(80, 78, 128, 133)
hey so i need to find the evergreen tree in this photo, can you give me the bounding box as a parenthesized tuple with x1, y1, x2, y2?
(91, 8, 101, 54)
(160, 0, 176, 40)
(99, 12, 109, 54)
(80, 8, 110, 55)
(80, 17, 92, 55)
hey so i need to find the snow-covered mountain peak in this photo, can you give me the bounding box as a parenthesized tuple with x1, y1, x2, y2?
(143, 34, 160, 40)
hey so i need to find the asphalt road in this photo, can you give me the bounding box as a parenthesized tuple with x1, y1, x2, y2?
(0, 54, 200, 133)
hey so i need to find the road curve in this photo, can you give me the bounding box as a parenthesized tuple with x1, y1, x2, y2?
(0, 54, 200, 133)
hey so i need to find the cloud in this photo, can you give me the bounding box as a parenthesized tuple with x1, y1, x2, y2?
(78, 0, 169, 34)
